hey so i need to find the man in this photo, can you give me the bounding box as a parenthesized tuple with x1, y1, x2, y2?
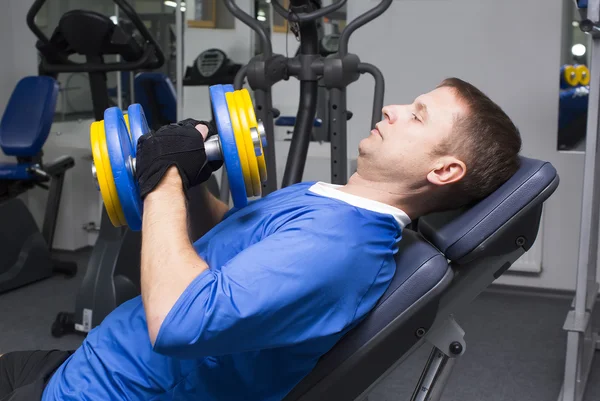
(0, 78, 521, 401)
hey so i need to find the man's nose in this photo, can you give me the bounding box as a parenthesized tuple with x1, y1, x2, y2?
(382, 105, 399, 124)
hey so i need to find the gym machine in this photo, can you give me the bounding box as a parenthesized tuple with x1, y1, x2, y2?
(559, 1, 600, 400)
(274, 34, 352, 143)
(0, 76, 77, 293)
(219, 0, 390, 200)
(183, 48, 243, 86)
(26, 0, 166, 337)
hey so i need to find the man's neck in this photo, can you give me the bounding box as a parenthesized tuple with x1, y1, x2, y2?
(337, 173, 431, 220)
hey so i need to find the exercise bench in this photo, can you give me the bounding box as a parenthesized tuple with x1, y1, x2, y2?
(283, 156, 559, 401)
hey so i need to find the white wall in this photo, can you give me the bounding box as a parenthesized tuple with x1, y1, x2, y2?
(271, 32, 300, 120)
(0, 1, 37, 111)
(0, 12, 16, 116)
(346, 0, 587, 292)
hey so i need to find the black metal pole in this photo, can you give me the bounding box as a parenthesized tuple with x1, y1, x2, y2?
(26, 0, 50, 45)
(233, 64, 248, 90)
(358, 62, 385, 129)
(88, 71, 110, 121)
(281, 1, 320, 187)
(282, 81, 319, 186)
(254, 89, 279, 194)
(42, 172, 64, 248)
(329, 88, 347, 184)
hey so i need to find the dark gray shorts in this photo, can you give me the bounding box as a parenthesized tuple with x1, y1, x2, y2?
(0, 350, 73, 401)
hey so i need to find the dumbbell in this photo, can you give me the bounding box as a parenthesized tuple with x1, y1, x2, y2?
(560, 64, 590, 88)
(575, 64, 590, 86)
(89, 84, 268, 232)
(561, 64, 578, 88)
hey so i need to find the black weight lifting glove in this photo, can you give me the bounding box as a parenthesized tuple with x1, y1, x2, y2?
(135, 118, 222, 199)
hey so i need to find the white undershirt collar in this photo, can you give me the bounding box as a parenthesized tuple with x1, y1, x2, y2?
(308, 182, 412, 229)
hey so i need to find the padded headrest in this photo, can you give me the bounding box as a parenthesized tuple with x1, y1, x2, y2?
(134, 72, 177, 125)
(0, 76, 59, 157)
(418, 156, 559, 262)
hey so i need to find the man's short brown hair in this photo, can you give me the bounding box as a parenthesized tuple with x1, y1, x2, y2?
(432, 77, 522, 211)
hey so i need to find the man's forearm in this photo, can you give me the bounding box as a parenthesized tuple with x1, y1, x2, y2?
(187, 181, 230, 240)
(141, 167, 209, 344)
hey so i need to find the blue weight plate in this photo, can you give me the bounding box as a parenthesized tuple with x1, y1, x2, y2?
(127, 104, 150, 157)
(104, 107, 143, 231)
(209, 84, 247, 208)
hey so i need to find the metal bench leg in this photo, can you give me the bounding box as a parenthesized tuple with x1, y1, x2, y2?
(411, 315, 465, 401)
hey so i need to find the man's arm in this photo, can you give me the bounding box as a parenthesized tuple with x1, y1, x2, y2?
(141, 166, 210, 344)
(187, 181, 230, 241)
(149, 206, 397, 359)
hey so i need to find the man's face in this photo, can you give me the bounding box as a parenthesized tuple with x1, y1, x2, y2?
(357, 86, 468, 188)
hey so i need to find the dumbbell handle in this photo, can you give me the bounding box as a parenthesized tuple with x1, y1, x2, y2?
(129, 120, 268, 175)
(205, 136, 223, 162)
(206, 120, 267, 162)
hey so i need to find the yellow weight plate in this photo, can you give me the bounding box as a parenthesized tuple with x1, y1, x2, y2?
(233, 91, 261, 196)
(94, 123, 127, 226)
(226, 92, 254, 197)
(90, 121, 126, 226)
(240, 89, 267, 183)
(90, 123, 118, 224)
(563, 65, 578, 87)
(576, 64, 590, 86)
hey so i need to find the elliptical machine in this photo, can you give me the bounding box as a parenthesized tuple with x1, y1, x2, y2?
(218, 0, 390, 202)
(26, 0, 166, 337)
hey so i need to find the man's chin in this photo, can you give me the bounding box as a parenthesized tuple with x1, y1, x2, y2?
(358, 140, 374, 156)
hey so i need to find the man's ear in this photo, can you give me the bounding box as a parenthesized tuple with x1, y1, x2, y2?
(427, 157, 466, 186)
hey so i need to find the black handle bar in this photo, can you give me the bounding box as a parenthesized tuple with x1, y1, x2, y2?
(338, 0, 393, 56)
(271, 0, 347, 23)
(39, 46, 159, 74)
(270, 0, 393, 56)
(26, 0, 165, 72)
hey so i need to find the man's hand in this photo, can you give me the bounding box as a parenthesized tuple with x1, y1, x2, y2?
(136, 119, 221, 199)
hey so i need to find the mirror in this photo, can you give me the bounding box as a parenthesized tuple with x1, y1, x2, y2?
(557, 0, 591, 152)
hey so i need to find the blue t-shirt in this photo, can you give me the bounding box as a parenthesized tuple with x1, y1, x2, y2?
(43, 182, 407, 401)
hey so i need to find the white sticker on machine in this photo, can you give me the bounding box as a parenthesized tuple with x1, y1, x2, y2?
(74, 309, 93, 333)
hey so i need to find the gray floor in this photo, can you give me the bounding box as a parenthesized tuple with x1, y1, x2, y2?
(0, 249, 90, 352)
(368, 288, 600, 401)
(1, 250, 599, 401)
